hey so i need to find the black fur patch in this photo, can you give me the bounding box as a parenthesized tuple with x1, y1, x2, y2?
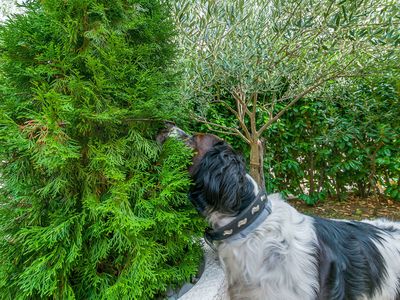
(397, 277, 400, 300)
(314, 217, 387, 300)
(397, 278, 400, 300)
(189, 141, 254, 215)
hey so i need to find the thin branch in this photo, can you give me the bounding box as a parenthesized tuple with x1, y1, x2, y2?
(250, 92, 258, 138)
(353, 135, 384, 159)
(214, 99, 252, 140)
(123, 118, 173, 123)
(342, 21, 400, 29)
(230, 88, 253, 140)
(270, 0, 304, 44)
(257, 75, 335, 135)
(269, 99, 275, 120)
(258, 57, 364, 136)
(252, 92, 258, 113)
(201, 127, 242, 138)
(231, 89, 252, 116)
(195, 117, 251, 144)
(270, 26, 325, 71)
(215, 99, 244, 119)
(353, 135, 367, 151)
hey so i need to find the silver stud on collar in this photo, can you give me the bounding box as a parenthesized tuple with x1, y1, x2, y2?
(223, 229, 233, 236)
(260, 195, 266, 201)
(251, 205, 260, 215)
(238, 218, 248, 228)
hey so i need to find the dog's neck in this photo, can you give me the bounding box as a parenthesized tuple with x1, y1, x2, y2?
(246, 173, 260, 195)
(207, 174, 260, 229)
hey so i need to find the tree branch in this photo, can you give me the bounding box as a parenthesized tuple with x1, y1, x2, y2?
(250, 92, 258, 139)
(123, 118, 173, 124)
(214, 99, 252, 141)
(231, 89, 252, 116)
(195, 117, 251, 144)
(257, 76, 334, 135)
(230, 88, 253, 140)
(257, 54, 363, 135)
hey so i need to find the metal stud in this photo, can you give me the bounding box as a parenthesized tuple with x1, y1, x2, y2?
(223, 229, 233, 236)
(252, 205, 260, 214)
(238, 218, 248, 228)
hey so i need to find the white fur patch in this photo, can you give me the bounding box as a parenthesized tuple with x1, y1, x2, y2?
(217, 193, 319, 300)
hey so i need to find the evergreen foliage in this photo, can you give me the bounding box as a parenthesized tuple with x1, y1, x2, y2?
(0, 0, 204, 298)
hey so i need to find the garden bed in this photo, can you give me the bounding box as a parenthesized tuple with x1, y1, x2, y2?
(290, 195, 400, 221)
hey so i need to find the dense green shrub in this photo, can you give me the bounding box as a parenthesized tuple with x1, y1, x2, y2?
(263, 74, 400, 203)
(0, 0, 204, 298)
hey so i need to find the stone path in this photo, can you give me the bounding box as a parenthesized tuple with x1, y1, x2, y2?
(179, 241, 227, 300)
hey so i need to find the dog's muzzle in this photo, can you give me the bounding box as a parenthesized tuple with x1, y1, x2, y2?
(157, 124, 193, 147)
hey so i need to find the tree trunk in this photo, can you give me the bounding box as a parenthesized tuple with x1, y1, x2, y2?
(317, 164, 325, 193)
(367, 142, 383, 196)
(357, 181, 367, 198)
(334, 176, 342, 201)
(249, 139, 265, 191)
(309, 152, 315, 196)
(369, 155, 377, 196)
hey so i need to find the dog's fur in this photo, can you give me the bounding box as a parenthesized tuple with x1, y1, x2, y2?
(161, 129, 400, 300)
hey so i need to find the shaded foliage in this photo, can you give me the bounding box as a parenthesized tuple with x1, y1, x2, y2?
(265, 74, 400, 203)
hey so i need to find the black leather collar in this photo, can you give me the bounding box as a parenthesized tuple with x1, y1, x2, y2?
(204, 192, 271, 245)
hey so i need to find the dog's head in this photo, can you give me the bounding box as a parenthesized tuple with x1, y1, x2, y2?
(158, 125, 257, 218)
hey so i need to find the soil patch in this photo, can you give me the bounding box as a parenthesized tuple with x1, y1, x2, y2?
(289, 195, 400, 221)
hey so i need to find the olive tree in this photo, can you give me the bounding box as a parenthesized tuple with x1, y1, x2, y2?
(0, 0, 25, 23)
(173, 0, 400, 186)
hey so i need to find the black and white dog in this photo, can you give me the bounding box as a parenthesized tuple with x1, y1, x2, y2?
(158, 126, 400, 300)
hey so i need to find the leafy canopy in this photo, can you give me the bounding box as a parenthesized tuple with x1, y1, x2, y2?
(174, 0, 399, 138)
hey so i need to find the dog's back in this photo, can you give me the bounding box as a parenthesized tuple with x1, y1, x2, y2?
(218, 195, 400, 300)
(218, 194, 319, 300)
(360, 218, 400, 300)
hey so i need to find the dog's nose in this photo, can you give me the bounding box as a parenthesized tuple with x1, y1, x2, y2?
(156, 124, 191, 145)
(168, 126, 190, 140)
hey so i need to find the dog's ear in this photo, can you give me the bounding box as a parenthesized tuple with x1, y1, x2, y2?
(190, 142, 246, 214)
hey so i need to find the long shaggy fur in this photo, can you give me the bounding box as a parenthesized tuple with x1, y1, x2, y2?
(189, 139, 400, 300)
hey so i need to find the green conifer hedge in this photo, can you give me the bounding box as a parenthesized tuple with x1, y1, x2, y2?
(0, 0, 204, 298)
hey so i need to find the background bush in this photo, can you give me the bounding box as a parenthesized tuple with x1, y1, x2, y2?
(264, 73, 400, 203)
(0, 0, 204, 298)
